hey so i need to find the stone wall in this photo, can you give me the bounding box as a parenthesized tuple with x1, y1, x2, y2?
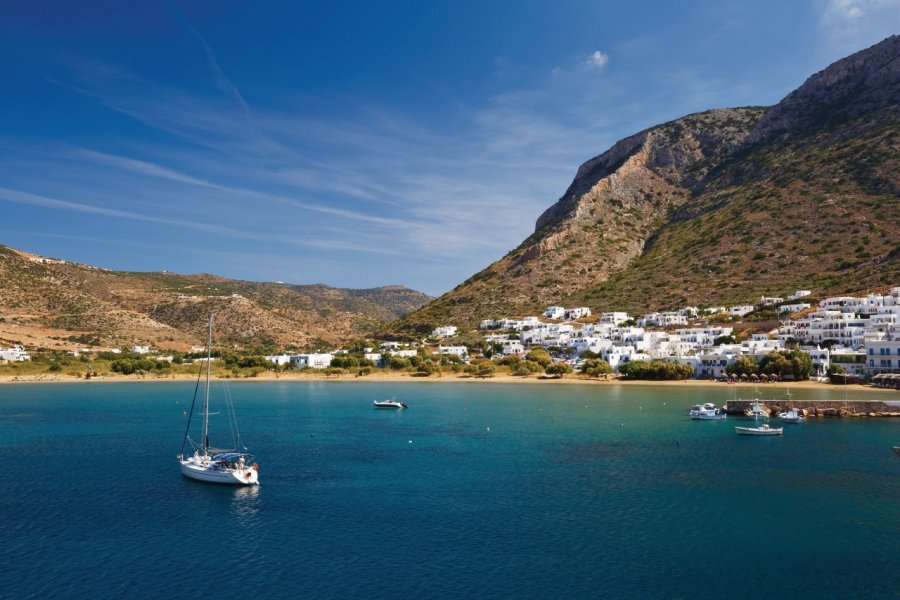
(725, 399, 900, 418)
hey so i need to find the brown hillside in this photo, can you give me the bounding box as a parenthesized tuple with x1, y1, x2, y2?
(0, 245, 431, 351)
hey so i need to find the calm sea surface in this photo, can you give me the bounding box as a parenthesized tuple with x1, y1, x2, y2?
(2, 381, 898, 599)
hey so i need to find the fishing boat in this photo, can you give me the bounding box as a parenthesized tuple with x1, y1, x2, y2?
(178, 316, 260, 485)
(778, 407, 805, 423)
(735, 423, 783, 436)
(689, 403, 727, 420)
(374, 399, 407, 409)
(743, 390, 771, 418)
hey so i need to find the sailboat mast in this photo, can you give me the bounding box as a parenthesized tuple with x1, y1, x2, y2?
(202, 315, 212, 456)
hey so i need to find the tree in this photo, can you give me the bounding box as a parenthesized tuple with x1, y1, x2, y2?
(416, 362, 435, 376)
(389, 356, 411, 370)
(545, 363, 573, 378)
(714, 335, 737, 346)
(827, 364, 845, 383)
(619, 359, 693, 380)
(759, 349, 812, 381)
(525, 347, 552, 368)
(476, 362, 496, 378)
(726, 356, 759, 377)
(581, 358, 613, 377)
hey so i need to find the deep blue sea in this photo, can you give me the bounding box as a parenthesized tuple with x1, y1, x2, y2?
(2, 381, 898, 599)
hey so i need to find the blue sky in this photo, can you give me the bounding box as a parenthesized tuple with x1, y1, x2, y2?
(0, 1, 896, 296)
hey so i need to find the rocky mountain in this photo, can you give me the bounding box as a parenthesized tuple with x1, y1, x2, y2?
(0, 245, 431, 351)
(396, 35, 899, 333)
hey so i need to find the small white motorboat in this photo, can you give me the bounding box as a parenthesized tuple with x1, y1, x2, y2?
(778, 408, 805, 423)
(374, 399, 407, 409)
(735, 423, 783, 436)
(689, 403, 727, 420)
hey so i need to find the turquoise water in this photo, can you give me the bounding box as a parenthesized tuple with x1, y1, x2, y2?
(2, 381, 898, 598)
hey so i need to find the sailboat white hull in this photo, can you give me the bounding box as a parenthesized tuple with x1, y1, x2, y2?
(179, 458, 259, 485)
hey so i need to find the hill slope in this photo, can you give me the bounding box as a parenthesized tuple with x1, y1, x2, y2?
(0, 245, 431, 351)
(397, 35, 899, 332)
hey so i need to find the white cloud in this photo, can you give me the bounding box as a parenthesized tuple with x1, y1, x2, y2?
(825, 0, 867, 20)
(819, 0, 899, 60)
(585, 50, 609, 69)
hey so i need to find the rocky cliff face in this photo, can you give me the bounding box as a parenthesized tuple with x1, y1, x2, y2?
(748, 34, 899, 145)
(396, 36, 899, 332)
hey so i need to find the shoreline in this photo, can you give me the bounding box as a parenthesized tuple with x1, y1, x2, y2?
(0, 371, 895, 392)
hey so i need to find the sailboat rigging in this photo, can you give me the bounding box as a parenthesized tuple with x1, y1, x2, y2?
(178, 315, 260, 485)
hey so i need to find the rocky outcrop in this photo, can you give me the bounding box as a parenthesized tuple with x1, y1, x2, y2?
(395, 36, 899, 332)
(748, 35, 900, 145)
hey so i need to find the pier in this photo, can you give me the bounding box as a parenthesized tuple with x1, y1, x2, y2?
(725, 399, 900, 418)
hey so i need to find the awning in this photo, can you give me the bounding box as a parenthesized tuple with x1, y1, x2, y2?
(213, 452, 241, 461)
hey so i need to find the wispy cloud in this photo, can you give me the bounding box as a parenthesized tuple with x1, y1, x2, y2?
(74, 149, 224, 189)
(4, 21, 753, 294)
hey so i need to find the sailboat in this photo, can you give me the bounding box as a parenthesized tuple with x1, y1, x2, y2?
(178, 316, 260, 485)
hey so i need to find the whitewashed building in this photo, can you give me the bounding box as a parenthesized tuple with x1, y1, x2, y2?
(0, 345, 30, 362)
(865, 326, 900, 375)
(729, 305, 754, 317)
(431, 326, 458, 338)
(675, 327, 733, 346)
(779, 303, 811, 314)
(544, 306, 566, 319)
(438, 345, 468, 357)
(291, 353, 334, 369)
(264, 354, 293, 366)
(565, 307, 592, 320)
(600, 312, 630, 326)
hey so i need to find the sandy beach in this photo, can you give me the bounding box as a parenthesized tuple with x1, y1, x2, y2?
(0, 370, 892, 392)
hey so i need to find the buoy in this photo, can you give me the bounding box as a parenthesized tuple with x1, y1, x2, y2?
(408, 440, 412, 444)
(486, 427, 490, 432)
(182, 411, 187, 415)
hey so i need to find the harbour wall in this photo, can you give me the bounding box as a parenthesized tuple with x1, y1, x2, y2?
(725, 399, 900, 418)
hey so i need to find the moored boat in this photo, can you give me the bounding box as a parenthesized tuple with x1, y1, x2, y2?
(178, 316, 260, 486)
(374, 399, 407, 409)
(743, 398, 771, 418)
(778, 407, 805, 423)
(735, 423, 783, 436)
(689, 402, 727, 420)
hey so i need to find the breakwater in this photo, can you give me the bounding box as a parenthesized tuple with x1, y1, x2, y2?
(725, 399, 900, 417)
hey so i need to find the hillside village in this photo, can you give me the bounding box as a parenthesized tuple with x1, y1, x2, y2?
(4, 286, 898, 389)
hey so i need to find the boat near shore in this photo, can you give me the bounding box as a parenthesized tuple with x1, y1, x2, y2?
(778, 407, 806, 423)
(689, 403, 726, 420)
(374, 399, 407, 409)
(735, 423, 783, 436)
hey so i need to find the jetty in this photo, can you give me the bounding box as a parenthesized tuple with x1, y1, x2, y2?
(725, 399, 900, 418)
